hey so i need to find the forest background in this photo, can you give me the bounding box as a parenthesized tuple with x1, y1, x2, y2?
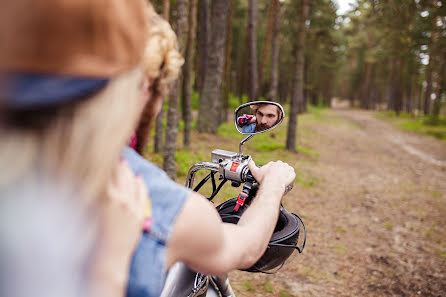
(145, 0, 446, 178)
(144, 0, 446, 295)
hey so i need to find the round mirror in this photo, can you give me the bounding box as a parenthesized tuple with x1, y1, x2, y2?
(234, 101, 285, 135)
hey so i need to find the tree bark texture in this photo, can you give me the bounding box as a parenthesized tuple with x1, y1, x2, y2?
(197, 0, 230, 134)
(386, 57, 396, 111)
(182, 0, 197, 148)
(286, 0, 309, 152)
(154, 0, 172, 153)
(164, 0, 188, 179)
(267, 0, 280, 100)
(393, 58, 404, 115)
(248, 0, 258, 101)
(361, 62, 373, 109)
(431, 54, 444, 121)
(154, 112, 164, 153)
(222, 0, 234, 123)
(423, 12, 438, 115)
(197, 0, 211, 93)
(259, 0, 277, 94)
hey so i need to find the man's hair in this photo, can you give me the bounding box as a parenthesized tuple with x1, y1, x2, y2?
(135, 4, 184, 155)
(250, 103, 282, 121)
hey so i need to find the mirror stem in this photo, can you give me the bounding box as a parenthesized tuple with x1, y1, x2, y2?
(238, 135, 254, 158)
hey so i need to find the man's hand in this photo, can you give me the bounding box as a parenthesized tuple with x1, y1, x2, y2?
(248, 159, 295, 194)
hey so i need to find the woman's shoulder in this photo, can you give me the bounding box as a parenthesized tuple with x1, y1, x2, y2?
(122, 147, 191, 236)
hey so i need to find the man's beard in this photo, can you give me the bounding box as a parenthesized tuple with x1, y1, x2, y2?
(256, 123, 269, 131)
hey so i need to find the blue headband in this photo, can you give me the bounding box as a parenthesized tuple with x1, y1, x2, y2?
(0, 72, 109, 108)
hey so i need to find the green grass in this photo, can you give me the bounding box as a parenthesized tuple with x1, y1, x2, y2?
(178, 119, 197, 131)
(376, 111, 446, 140)
(263, 279, 274, 293)
(384, 222, 393, 230)
(436, 249, 446, 259)
(241, 281, 253, 291)
(335, 226, 347, 234)
(297, 146, 320, 157)
(174, 149, 205, 178)
(279, 289, 295, 297)
(218, 121, 242, 140)
(431, 191, 442, 199)
(334, 244, 347, 256)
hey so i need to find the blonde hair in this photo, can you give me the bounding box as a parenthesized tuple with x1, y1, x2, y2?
(143, 4, 183, 98)
(135, 4, 184, 154)
(0, 67, 145, 205)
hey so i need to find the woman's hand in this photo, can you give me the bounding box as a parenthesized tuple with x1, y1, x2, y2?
(89, 160, 148, 297)
(101, 159, 147, 252)
(248, 159, 295, 194)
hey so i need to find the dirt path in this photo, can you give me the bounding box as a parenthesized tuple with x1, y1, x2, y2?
(230, 108, 446, 297)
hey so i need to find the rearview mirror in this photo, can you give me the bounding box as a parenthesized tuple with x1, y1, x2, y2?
(234, 101, 284, 135)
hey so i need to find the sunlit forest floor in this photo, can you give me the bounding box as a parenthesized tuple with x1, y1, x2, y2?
(147, 106, 446, 297)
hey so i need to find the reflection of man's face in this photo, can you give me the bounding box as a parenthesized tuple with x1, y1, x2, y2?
(255, 104, 279, 131)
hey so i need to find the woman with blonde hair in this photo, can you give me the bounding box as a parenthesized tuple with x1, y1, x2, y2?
(0, 0, 150, 296)
(124, 5, 296, 297)
(133, 7, 184, 155)
(1, 1, 297, 297)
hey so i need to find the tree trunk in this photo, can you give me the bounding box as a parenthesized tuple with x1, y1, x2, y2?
(286, 0, 309, 152)
(154, 112, 164, 153)
(222, 0, 234, 123)
(431, 54, 445, 122)
(424, 13, 437, 115)
(196, 0, 230, 134)
(406, 73, 414, 114)
(302, 57, 310, 111)
(164, 0, 189, 179)
(154, 0, 172, 153)
(197, 0, 210, 93)
(361, 62, 373, 109)
(267, 0, 280, 100)
(424, 63, 433, 115)
(393, 58, 404, 115)
(238, 24, 250, 99)
(386, 57, 396, 111)
(182, 0, 197, 148)
(247, 0, 258, 101)
(259, 0, 277, 94)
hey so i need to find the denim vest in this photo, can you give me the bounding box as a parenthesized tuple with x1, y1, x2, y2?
(242, 123, 256, 133)
(123, 148, 190, 297)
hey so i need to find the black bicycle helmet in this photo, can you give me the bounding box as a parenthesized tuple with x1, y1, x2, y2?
(216, 197, 306, 273)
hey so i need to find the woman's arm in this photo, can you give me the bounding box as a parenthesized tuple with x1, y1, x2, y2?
(237, 114, 256, 126)
(166, 160, 295, 275)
